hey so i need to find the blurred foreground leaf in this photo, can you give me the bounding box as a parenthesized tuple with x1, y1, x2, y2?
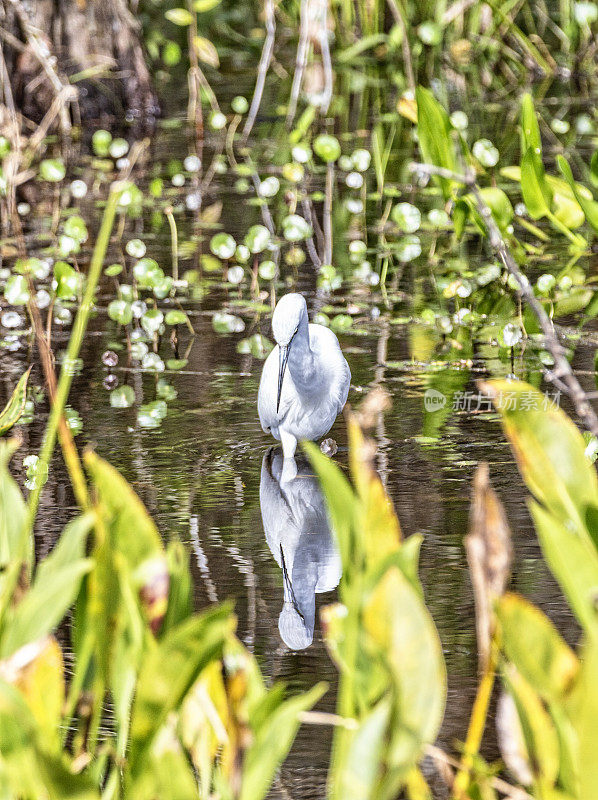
(0, 368, 31, 436)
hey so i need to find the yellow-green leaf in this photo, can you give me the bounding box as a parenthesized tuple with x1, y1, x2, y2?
(0, 636, 64, 748)
(530, 500, 598, 633)
(363, 566, 446, 771)
(128, 604, 235, 775)
(194, 0, 221, 10)
(0, 367, 31, 436)
(502, 665, 560, 787)
(165, 7, 194, 25)
(483, 380, 598, 542)
(497, 593, 579, 702)
(570, 634, 598, 800)
(193, 35, 219, 68)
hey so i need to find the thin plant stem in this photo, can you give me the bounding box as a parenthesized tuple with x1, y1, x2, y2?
(286, 0, 310, 127)
(452, 643, 498, 797)
(242, 0, 276, 142)
(26, 184, 123, 527)
(164, 206, 179, 283)
(324, 161, 334, 264)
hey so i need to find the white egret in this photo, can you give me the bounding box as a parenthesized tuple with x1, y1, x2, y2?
(260, 447, 341, 650)
(258, 293, 351, 462)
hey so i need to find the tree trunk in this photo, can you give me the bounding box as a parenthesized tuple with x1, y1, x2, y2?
(0, 0, 159, 130)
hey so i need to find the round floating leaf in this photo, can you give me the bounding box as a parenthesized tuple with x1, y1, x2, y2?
(351, 148, 371, 172)
(282, 214, 312, 242)
(63, 215, 88, 244)
(427, 208, 450, 227)
(395, 235, 422, 262)
(141, 309, 164, 336)
(54, 262, 82, 299)
(39, 159, 66, 183)
(472, 139, 500, 168)
(137, 400, 168, 428)
(209, 111, 227, 130)
(210, 233, 236, 259)
(4, 275, 30, 306)
(105, 263, 123, 277)
(330, 314, 353, 332)
(108, 299, 133, 325)
(166, 359, 188, 370)
(110, 385, 135, 409)
(391, 202, 421, 233)
(134, 258, 165, 289)
(212, 312, 245, 334)
(231, 95, 249, 114)
(92, 130, 112, 156)
(313, 134, 341, 163)
(418, 20, 442, 45)
(282, 162, 304, 183)
(245, 225, 271, 254)
(14, 258, 50, 279)
(501, 323, 522, 347)
(153, 277, 174, 299)
(227, 266, 244, 285)
(236, 334, 274, 358)
(109, 138, 129, 159)
(258, 176, 280, 198)
(142, 353, 165, 372)
(258, 260, 276, 280)
(126, 239, 146, 258)
(165, 310, 189, 326)
(163, 40, 182, 66)
(157, 379, 178, 401)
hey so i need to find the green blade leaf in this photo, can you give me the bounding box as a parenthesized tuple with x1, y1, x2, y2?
(84, 451, 163, 569)
(497, 593, 579, 702)
(239, 682, 327, 800)
(1, 558, 93, 657)
(570, 634, 598, 799)
(0, 367, 31, 436)
(521, 147, 552, 219)
(483, 380, 598, 544)
(529, 500, 598, 633)
(501, 665, 560, 788)
(334, 698, 391, 800)
(415, 87, 457, 199)
(520, 93, 542, 156)
(557, 155, 598, 232)
(128, 604, 235, 774)
(363, 566, 446, 772)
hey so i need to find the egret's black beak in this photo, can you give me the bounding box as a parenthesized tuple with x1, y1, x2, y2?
(280, 544, 304, 621)
(276, 343, 290, 414)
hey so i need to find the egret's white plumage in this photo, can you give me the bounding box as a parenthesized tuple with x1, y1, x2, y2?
(260, 447, 341, 650)
(258, 293, 351, 460)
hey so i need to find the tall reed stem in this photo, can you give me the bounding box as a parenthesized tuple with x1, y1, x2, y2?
(27, 184, 122, 527)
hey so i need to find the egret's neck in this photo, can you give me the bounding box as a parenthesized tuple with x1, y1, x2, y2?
(287, 322, 318, 394)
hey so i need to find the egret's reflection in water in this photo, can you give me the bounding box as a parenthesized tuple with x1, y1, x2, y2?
(259, 447, 342, 650)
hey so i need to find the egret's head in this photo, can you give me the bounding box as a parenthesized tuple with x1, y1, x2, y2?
(272, 293, 308, 346)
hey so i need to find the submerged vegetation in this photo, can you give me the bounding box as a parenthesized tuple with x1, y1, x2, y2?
(1, 0, 598, 797)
